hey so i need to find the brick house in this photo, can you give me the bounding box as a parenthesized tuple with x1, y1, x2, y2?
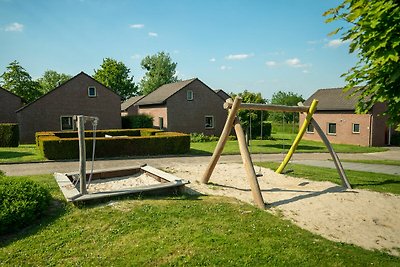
(0, 86, 23, 123)
(300, 88, 390, 146)
(121, 95, 144, 116)
(16, 72, 121, 143)
(136, 78, 228, 136)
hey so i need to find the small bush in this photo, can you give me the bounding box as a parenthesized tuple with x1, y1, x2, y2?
(0, 123, 19, 147)
(391, 131, 400, 146)
(0, 177, 51, 234)
(190, 133, 219, 142)
(122, 115, 153, 129)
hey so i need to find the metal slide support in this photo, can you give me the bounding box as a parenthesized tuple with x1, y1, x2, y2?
(276, 99, 319, 174)
(310, 118, 352, 189)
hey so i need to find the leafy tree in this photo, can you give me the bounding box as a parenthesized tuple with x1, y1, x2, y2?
(139, 52, 179, 95)
(94, 58, 138, 100)
(231, 90, 268, 139)
(324, 0, 400, 123)
(0, 60, 41, 102)
(269, 91, 304, 123)
(37, 70, 72, 94)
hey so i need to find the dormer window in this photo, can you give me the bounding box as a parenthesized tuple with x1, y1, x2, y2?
(187, 90, 193, 101)
(88, 86, 97, 97)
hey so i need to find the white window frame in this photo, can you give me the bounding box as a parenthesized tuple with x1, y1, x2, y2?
(306, 123, 314, 133)
(205, 115, 214, 129)
(187, 90, 194, 101)
(327, 122, 336, 135)
(60, 116, 74, 131)
(88, 86, 97, 97)
(352, 123, 360, 134)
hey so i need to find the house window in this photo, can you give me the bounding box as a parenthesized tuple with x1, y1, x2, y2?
(327, 123, 336, 135)
(60, 116, 74, 131)
(187, 90, 194, 101)
(88, 86, 97, 97)
(205, 116, 214, 129)
(352, 123, 360, 134)
(306, 123, 314, 133)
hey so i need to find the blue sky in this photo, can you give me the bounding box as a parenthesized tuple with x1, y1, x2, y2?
(0, 0, 355, 100)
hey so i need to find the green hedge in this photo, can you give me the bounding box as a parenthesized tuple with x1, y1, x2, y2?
(37, 131, 190, 160)
(0, 176, 51, 235)
(122, 115, 153, 129)
(0, 123, 19, 147)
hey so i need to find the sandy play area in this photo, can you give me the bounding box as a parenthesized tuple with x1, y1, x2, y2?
(87, 173, 160, 193)
(164, 162, 400, 256)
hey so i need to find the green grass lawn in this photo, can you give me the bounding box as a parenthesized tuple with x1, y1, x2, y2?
(339, 159, 400, 166)
(0, 145, 45, 163)
(190, 134, 387, 155)
(1, 174, 399, 266)
(256, 162, 400, 195)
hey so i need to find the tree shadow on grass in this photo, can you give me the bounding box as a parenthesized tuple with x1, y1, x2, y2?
(351, 179, 400, 188)
(0, 151, 35, 159)
(188, 149, 213, 155)
(0, 199, 68, 247)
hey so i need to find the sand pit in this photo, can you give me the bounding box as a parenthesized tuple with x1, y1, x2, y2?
(87, 173, 160, 193)
(164, 162, 400, 256)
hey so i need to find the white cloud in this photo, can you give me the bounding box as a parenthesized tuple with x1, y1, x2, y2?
(129, 24, 144, 29)
(265, 61, 277, 67)
(302, 70, 310, 74)
(220, 65, 232, 71)
(5, 22, 24, 32)
(326, 38, 349, 48)
(225, 53, 253, 60)
(148, 32, 158, 37)
(131, 54, 141, 60)
(285, 57, 310, 68)
(209, 58, 216, 62)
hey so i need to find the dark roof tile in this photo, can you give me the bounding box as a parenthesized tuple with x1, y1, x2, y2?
(304, 87, 360, 111)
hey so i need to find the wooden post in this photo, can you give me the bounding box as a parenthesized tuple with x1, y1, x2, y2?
(234, 118, 265, 209)
(201, 97, 242, 184)
(77, 115, 87, 195)
(276, 99, 319, 174)
(310, 118, 352, 189)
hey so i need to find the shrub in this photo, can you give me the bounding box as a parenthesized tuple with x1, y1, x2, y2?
(391, 131, 400, 146)
(0, 177, 51, 235)
(122, 115, 153, 129)
(0, 123, 19, 147)
(190, 133, 219, 142)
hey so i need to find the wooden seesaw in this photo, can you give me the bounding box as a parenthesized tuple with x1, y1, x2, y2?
(201, 97, 352, 209)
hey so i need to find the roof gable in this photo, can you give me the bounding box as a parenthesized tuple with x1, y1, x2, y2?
(16, 71, 120, 112)
(137, 78, 197, 106)
(0, 86, 24, 101)
(304, 87, 360, 111)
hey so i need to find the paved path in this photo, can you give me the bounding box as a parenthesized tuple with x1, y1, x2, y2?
(1, 148, 399, 176)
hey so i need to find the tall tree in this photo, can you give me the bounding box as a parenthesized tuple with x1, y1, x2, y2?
(324, 0, 400, 123)
(0, 60, 42, 103)
(139, 52, 179, 95)
(94, 58, 138, 100)
(37, 70, 72, 94)
(231, 90, 268, 138)
(269, 91, 304, 123)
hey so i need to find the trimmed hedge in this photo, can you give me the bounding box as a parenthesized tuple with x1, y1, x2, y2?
(0, 123, 19, 147)
(122, 115, 153, 129)
(36, 129, 190, 160)
(0, 176, 51, 234)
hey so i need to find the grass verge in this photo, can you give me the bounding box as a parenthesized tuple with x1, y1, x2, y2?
(1, 174, 399, 266)
(0, 145, 45, 163)
(256, 162, 400, 195)
(339, 159, 400, 166)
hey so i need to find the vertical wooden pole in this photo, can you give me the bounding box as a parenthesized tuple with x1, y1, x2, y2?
(201, 97, 242, 184)
(234, 118, 265, 209)
(276, 99, 319, 174)
(310, 118, 352, 189)
(77, 116, 87, 195)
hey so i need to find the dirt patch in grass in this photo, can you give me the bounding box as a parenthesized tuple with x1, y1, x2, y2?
(165, 162, 400, 256)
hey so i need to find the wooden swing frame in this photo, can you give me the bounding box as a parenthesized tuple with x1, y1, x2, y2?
(201, 97, 351, 209)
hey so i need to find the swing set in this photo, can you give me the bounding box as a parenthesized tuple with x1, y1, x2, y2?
(201, 97, 352, 209)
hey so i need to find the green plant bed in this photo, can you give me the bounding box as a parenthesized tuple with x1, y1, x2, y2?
(37, 129, 190, 160)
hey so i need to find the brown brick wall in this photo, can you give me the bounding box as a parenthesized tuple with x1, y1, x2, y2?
(0, 88, 22, 123)
(17, 73, 121, 143)
(138, 105, 168, 129)
(300, 111, 373, 146)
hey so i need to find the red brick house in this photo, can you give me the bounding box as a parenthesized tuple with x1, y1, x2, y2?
(0, 86, 23, 123)
(16, 72, 121, 143)
(121, 95, 144, 116)
(300, 88, 390, 146)
(136, 78, 228, 136)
